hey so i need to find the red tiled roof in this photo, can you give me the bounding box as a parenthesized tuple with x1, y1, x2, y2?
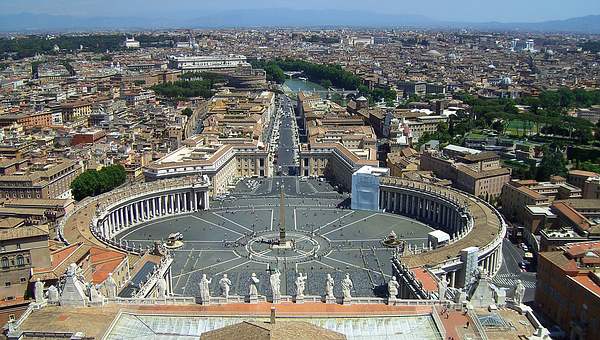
(410, 267, 438, 292)
(89, 246, 126, 284)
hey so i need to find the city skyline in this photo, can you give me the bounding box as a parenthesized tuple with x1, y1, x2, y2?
(1, 0, 600, 23)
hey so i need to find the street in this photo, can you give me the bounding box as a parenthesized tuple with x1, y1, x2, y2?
(493, 239, 537, 302)
(275, 95, 299, 175)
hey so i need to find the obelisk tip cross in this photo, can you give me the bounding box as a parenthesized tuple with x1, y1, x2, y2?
(279, 184, 286, 242)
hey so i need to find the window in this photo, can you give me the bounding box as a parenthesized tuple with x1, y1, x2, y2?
(16, 255, 24, 267)
(1, 257, 8, 269)
(19, 277, 26, 283)
(4, 281, 11, 287)
(16, 244, 21, 250)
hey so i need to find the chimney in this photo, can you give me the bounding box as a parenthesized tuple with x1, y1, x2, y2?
(270, 307, 276, 325)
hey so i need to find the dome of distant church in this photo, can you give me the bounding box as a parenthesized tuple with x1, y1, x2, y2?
(426, 50, 443, 57)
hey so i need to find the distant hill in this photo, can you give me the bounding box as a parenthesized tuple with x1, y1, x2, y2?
(0, 10, 599, 34)
(185, 9, 430, 28)
(469, 15, 600, 33)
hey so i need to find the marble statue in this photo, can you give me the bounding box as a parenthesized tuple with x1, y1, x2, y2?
(438, 276, 448, 300)
(270, 269, 281, 300)
(34, 278, 45, 303)
(199, 274, 212, 303)
(295, 273, 307, 298)
(47, 285, 59, 304)
(157, 276, 167, 299)
(513, 279, 525, 306)
(325, 274, 335, 298)
(67, 262, 78, 276)
(341, 273, 353, 300)
(89, 284, 104, 303)
(59, 263, 88, 307)
(249, 273, 260, 297)
(388, 276, 399, 299)
(219, 274, 232, 298)
(105, 273, 117, 298)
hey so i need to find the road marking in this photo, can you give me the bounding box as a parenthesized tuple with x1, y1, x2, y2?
(174, 255, 241, 279)
(189, 215, 244, 236)
(214, 260, 252, 276)
(492, 275, 536, 289)
(174, 248, 195, 288)
(119, 215, 182, 239)
(322, 213, 378, 236)
(294, 208, 297, 230)
(325, 256, 391, 279)
(182, 251, 201, 291)
(212, 212, 253, 233)
(270, 209, 274, 231)
(313, 211, 356, 233)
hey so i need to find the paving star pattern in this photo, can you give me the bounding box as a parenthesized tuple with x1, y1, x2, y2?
(123, 177, 435, 298)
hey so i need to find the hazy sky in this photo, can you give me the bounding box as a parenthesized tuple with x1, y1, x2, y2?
(1, 0, 599, 22)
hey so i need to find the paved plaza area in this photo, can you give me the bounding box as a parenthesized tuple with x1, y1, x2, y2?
(122, 177, 434, 298)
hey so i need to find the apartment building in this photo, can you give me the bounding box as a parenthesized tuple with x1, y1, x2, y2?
(536, 242, 600, 340)
(0, 225, 51, 301)
(420, 145, 510, 200)
(0, 111, 54, 128)
(501, 178, 582, 223)
(0, 159, 82, 200)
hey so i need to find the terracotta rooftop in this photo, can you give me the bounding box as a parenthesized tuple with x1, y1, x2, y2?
(89, 246, 127, 284)
(32, 242, 90, 282)
(569, 170, 599, 178)
(411, 267, 439, 292)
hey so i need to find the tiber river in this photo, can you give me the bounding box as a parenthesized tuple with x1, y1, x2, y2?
(283, 78, 326, 96)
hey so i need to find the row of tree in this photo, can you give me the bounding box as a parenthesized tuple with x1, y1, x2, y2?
(70, 165, 127, 201)
(252, 58, 397, 104)
(454, 89, 597, 143)
(151, 73, 224, 100)
(251, 58, 366, 90)
(0, 34, 173, 59)
(581, 41, 600, 54)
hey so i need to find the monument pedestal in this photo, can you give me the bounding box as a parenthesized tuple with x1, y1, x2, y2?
(249, 295, 258, 304)
(508, 301, 530, 314)
(342, 297, 352, 305)
(326, 296, 336, 304)
(295, 295, 304, 304)
(272, 240, 294, 249)
(387, 298, 397, 306)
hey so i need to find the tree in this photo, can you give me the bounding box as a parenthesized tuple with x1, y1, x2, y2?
(536, 146, 567, 181)
(182, 108, 193, 117)
(70, 164, 127, 201)
(320, 79, 333, 88)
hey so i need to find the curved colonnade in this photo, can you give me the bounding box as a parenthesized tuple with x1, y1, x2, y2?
(379, 177, 506, 287)
(58, 177, 211, 254)
(59, 175, 505, 296)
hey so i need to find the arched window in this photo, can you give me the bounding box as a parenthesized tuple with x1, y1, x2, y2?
(1, 257, 9, 269)
(16, 255, 24, 267)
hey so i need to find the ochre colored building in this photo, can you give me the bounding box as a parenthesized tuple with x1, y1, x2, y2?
(536, 241, 600, 340)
